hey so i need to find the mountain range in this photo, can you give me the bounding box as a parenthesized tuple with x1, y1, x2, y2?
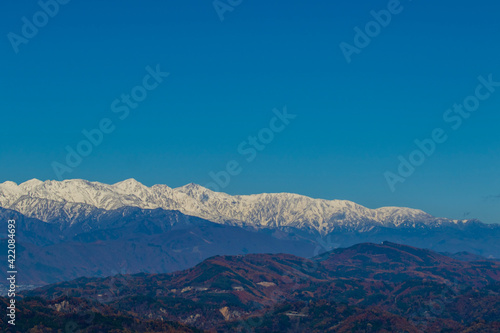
(1, 178, 499, 288)
(0, 178, 476, 233)
(10, 242, 500, 332)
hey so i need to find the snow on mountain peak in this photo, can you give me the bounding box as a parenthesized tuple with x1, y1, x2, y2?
(19, 178, 44, 190)
(0, 179, 467, 234)
(176, 183, 208, 191)
(1, 180, 19, 188)
(113, 178, 150, 193)
(113, 178, 144, 187)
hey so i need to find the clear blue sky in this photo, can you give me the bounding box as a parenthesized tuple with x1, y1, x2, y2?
(1, 0, 500, 223)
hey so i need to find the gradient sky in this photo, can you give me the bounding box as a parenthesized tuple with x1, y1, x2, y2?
(1, 0, 500, 224)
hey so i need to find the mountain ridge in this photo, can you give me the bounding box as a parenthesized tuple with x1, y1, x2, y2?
(0, 178, 473, 235)
(19, 242, 500, 332)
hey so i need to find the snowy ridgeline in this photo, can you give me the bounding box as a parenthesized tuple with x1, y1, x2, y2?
(0, 179, 470, 234)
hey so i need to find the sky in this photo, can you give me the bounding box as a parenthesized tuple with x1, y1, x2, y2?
(1, 0, 500, 224)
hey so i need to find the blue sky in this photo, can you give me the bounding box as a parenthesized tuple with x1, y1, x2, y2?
(1, 0, 500, 223)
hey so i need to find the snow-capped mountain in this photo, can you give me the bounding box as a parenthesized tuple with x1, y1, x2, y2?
(0, 179, 469, 234)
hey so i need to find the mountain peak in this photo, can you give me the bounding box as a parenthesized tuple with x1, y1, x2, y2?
(19, 178, 44, 189)
(113, 178, 146, 188)
(114, 178, 139, 184)
(177, 183, 209, 191)
(0, 180, 18, 188)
